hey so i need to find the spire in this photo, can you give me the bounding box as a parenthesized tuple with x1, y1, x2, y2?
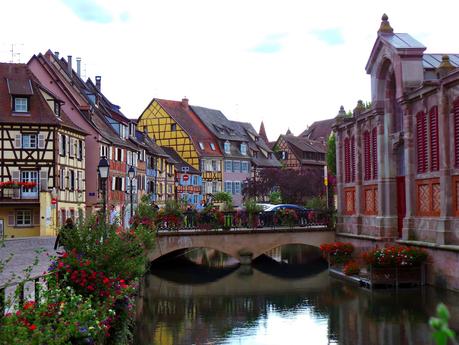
(258, 121, 269, 143)
(378, 13, 393, 34)
(286, 128, 293, 135)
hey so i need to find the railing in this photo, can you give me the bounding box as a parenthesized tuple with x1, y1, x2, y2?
(0, 273, 51, 319)
(0, 189, 39, 200)
(156, 209, 331, 232)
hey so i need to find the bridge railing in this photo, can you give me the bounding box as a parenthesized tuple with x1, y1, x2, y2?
(156, 209, 332, 232)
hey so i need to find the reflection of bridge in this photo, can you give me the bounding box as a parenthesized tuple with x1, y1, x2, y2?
(149, 226, 335, 263)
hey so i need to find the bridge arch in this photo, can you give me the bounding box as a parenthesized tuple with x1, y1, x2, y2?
(148, 228, 334, 263)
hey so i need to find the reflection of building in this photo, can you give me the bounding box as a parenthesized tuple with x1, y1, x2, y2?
(0, 63, 86, 237)
(334, 15, 459, 290)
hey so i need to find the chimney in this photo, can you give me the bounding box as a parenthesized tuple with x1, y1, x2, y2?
(76, 57, 81, 77)
(67, 55, 72, 76)
(54, 51, 59, 59)
(95, 76, 101, 91)
(181, 97, 189, 108)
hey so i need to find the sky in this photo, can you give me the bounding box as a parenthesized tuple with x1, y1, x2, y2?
(2, 0, 459, 141)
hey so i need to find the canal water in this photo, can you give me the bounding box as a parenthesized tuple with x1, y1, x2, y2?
(134, 245, 459, 345)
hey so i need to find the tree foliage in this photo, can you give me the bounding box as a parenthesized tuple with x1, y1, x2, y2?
(326, 132, 336, 177)
(242, 167, 324, 204)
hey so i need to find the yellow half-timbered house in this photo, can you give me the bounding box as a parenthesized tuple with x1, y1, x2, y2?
(138, 98, 223, 199)
(0, 63, 86, 238)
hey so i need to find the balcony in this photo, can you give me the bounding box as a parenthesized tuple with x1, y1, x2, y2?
(0, 188, 39, 204)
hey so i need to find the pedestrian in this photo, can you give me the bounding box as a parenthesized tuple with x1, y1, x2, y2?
(54, 217, 74, 250)
(109, 205, 119, 225)
(196, 199, 206, 212)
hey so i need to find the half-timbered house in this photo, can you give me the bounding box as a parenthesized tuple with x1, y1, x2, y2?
(0, 63, 86, 237)
(138, 98, 223, 201)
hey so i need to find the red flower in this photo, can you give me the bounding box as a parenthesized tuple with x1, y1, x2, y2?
(23, 301, 35, 310)
(28, 324, 37, 331)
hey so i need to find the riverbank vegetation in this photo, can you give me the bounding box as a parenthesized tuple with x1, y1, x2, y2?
(0, 195, 157, 344)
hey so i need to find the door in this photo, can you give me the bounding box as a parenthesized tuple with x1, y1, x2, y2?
(21, 171, 38, 199)
(396, 176, 406, 238)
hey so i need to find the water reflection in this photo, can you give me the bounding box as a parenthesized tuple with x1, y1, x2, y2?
(135, 246, 459, 345)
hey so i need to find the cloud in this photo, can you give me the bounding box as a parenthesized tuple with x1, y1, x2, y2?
(311, 28, 344, 45)
(251, 33, 287, 53)
(61, 0, 113, 23)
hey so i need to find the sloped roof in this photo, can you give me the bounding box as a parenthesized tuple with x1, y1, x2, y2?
(135, 130, 170, 158)
(191, 105, 246, 142)
(155, 99, 222, 157)
(423, 54, 459, 69)
(258, 121, 269, 144)
(300, 118, 334, 141)
(0, 63, 86, 135)
(281, 134, 326, 154)
(161, 146, 200, 174)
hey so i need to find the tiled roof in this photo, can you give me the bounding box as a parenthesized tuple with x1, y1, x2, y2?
(423, 54, 459, 69)
(0, 63, 86, 135)
(281, 134, 326, 154)
(135, 130, 170, 158)
(155, 99, 222, 157)
(300, 118, 334, 141)
(161, 146, 200, 174)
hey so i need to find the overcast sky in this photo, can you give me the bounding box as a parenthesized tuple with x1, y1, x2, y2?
(2, 0, 459, 140)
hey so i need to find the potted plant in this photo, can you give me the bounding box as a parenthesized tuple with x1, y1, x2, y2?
(243, 198, 262, 228)
(320, 242, 354, 267)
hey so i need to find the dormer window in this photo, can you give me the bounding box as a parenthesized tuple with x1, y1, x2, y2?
(14, 97, 28, 112)
(199, 142, 204, 150)
(224, 141, 231, 154)
(210, 143, 216, 151)
(240, 143, 247, 155)
(54, 101, 61, 116)
(171, 124, 177, 131)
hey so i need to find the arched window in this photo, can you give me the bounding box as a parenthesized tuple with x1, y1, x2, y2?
(344, 136, 355, 183)
(372, 127, 378, 179)
(430, 106, 439, 172)
(363, 131, 371, 180)
(416, 107, 439, 173)
(416, 111, 428, 173)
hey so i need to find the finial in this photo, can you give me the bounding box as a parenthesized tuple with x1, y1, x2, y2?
(353, 100, 366, 117)
(437, 55, 455, 78)
(336, 105, 347, 118)
(378, 13, 393, 34)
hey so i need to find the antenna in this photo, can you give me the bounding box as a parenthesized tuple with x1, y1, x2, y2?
(9, 43, 23, 63)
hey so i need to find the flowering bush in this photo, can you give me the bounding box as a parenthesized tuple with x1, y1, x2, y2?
(362, 245, 428, 268)
(0, 285, 114, 345)
(196, 207, 224, 229)
(320, 242, 354, 264)
(276, 209, 299, 227)
(343, 260, 360, 275)
(0, 181, 37, 189)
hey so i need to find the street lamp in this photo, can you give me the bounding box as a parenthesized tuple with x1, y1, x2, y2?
(128, 165, 136, 219)
(98, 157, 110, 223)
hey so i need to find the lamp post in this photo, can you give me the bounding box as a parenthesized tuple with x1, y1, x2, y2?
(128, 165, 136, 219)
(98, 157, 110, 223)
(174, 178, 179, 201)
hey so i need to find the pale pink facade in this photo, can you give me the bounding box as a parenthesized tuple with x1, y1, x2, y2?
(335, 15, 459, 291)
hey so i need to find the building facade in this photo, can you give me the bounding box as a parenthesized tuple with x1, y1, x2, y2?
(335, 15, 459, 290)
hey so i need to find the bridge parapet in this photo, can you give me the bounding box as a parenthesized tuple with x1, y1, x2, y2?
(149, 226, 335, 263)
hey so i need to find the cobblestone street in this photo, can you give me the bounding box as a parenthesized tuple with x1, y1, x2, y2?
(0, 237, 58, 286)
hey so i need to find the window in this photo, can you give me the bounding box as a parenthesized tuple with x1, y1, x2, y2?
(22, 134, 37, 149)
(234, 181, 241, 194)
(60, 134, 66, 156)
(60, 168, 65, 190)
(454, 100, 459, 167)
(415, 108, 440, 174)
(171, 123, 177, 131)
(16, 210, 32, 226)
(344, 136, 355, 183)
(69, 170, 75, 191)
(211, 160, 217, 171)
(210, 143, 216, 151)
(114, 176, 123, 191)
(54, 102, 60, 116)
(224, 141, 231, 154)
(224, 160, 232, 172)
(233, 161, 241, 172)
(240, 143, 247, 155)
(199, 142, 204, 150)
(77, 140, 83, 160)
(241, 161, 249, 173)
(77, 171, 82, 191)
(21, 171, 38, 195)
(363, 131, 371, 180)
(14, 97, 28, 112)
(372, 128, 378, 179)
(115, 148, 123, 161)
(212, 181, 218, 193)
(224, 181, 232, 193)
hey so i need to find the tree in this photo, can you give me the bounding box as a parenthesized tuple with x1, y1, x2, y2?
(242, 167, 324, 204)
(326, 132, 336, 176)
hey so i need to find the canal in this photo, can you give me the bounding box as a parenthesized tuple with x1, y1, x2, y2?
(134, 245, 459, 345)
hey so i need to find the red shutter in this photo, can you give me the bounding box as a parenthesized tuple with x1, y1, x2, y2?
(344, 138, 350, 183)
(372, 127, 378, 179)
(351, 136, 355, 182)
(454, 100, 459, 167)
(416, 111, 427, 173)
(429, 106, 439, 171)
(363, 131, 370, 180)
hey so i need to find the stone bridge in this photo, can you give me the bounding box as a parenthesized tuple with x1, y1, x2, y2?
(148, 226, 335, 263)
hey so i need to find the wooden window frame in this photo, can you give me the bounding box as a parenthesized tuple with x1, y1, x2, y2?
(415, 178, 440, 217)
(363, 184, 378, 215)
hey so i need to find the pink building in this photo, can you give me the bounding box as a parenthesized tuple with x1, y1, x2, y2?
(335, 15, 459, 291)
